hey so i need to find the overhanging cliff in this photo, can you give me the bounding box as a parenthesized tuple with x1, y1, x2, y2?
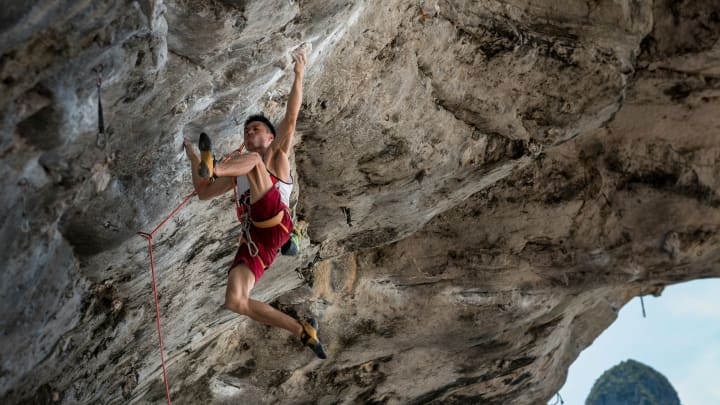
(1, 1, 719, 403)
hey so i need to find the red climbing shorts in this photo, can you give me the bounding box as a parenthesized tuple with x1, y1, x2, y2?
(230, 186, 293, 282)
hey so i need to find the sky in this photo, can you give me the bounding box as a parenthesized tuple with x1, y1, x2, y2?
(553, 278, 720, 405)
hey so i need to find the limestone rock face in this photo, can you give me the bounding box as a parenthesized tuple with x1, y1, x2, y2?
(1, 1, 719, 404)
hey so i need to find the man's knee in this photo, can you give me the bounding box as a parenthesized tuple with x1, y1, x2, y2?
(225, 294, 250, 315)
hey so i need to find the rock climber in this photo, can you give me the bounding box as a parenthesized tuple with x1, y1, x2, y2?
(182, 46, 325, 359)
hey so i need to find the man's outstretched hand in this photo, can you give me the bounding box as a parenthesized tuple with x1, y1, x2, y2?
(291, 46, 307, 76)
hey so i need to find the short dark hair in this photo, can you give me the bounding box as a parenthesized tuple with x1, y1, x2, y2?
(244, 114, 276, 136)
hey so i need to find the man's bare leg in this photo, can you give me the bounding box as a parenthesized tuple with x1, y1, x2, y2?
(225, 264, 303, 337)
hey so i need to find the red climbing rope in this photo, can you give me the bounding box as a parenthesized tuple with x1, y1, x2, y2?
(137, 229, 175, 405)
(136, 188, 197, 405)
(136, 144, 244, 405)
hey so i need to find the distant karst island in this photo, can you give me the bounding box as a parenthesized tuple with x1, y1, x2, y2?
(586, 359, 680, 405)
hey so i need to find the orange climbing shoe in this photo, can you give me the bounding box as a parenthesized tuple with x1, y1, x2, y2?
(300, 318, 326, 359)
(198, 132, 215, 179)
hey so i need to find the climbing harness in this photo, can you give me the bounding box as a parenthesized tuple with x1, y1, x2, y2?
(136, 143, 244, 405)
(234, 192, 292, 260)
(232, 169, 294, 261)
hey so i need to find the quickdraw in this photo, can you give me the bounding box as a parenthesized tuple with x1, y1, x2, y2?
(92, 65, 106, 150)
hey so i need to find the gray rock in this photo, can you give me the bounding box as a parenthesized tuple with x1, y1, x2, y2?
(0, 0, 719, 404)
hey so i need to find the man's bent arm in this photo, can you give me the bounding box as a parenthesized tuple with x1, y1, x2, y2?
(214, 152, 263, 178)
(196, 176, 233, 201)
(185, 138, 233, 200)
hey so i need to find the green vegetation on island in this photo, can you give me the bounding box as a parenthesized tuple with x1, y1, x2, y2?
(586, 359, 680, 405)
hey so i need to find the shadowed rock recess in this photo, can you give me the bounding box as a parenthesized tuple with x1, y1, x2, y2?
(1, 0, 719, 403)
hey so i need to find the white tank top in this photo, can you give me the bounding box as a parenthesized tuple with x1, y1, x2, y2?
(235, 171, 293, 207)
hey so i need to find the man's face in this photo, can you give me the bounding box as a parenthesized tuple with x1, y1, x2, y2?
(244, 121, 273, 150)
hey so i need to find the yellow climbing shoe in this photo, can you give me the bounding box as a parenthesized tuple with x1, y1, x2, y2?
(198, 132, 214, 179)
(300, 318, 326, 359)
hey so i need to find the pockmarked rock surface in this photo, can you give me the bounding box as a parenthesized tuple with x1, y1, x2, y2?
(1, 0, 719, 403)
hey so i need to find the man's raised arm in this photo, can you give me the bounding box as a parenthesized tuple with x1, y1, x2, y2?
(272, 46, 307, 155)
